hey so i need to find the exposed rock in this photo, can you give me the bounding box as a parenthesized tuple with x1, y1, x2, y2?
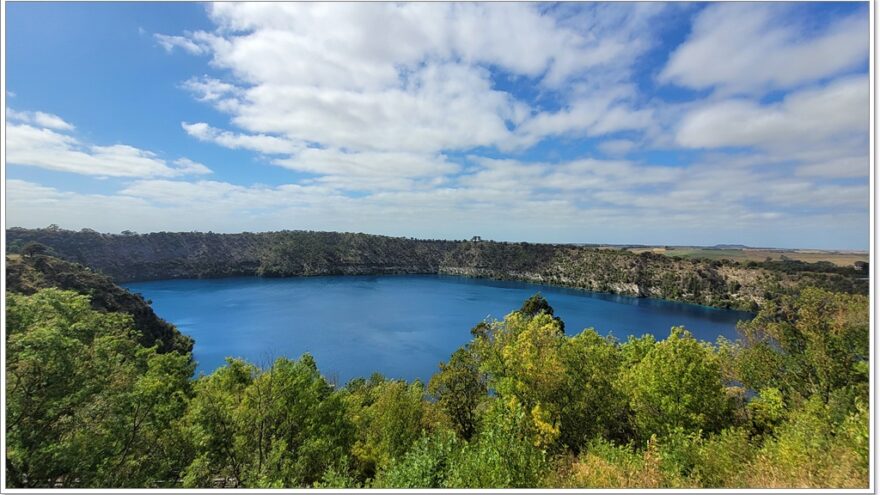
(6, 228, 868, 312)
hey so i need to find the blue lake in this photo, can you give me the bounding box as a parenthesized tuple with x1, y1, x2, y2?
(124, 275, 752, 383)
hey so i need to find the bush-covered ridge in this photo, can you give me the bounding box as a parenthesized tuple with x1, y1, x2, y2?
(5, 252, 192, 354)
(6, 227, 868, 311)
(5, 288, 868, 488)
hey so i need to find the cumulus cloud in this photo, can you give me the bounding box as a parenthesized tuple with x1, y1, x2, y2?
(675, 76, 869, 179)
(158, 2, 668, 160)
(274, 148, 459, 191)
(7, 158, 866, 248)
(590, 161, 866, 216)
(512, 89, 654, 149)
(597, 139, 638, 157)
(219, 62, 526, 154)
(154, 33, 209, 55)
(172, 158, 213, 176)
(203, 2, 660, 90)
(182, 76, 240, 103)
(7, 111, 212, 178)
(460, 157, 681, 195)
(4, 3, 868, 249)
(660, 3, 868, 94)
(8, 109, 75, 130)
(796, 156, 868, 178)
(182, 122, 301, 155)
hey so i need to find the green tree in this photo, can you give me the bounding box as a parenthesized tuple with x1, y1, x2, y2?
(347, 378, 427, 478)
(428, 347, 487, 440)
(182, 355, 351, 487)
(5, 280, 871, 489)
(558, 329, 630, 449)
(690, 427, 754, 487)
(472, 310, 567, 448)
(620, 334, 657, 368)
(6, 289, 194, 488)
(517, 293, 564, 332)
(747, 396, 868, 488)
(373, 429, 462, 488)
(621, 327, 729, 440)
(20, 241, 50, 257)
(747, 387, 786, 437)
(444, 401, 546, 488)
(736, 288, 869, 403)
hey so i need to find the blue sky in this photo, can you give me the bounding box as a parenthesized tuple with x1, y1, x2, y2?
(4, 2, 870, 249)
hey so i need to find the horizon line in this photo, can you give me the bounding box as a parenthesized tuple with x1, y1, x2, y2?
(5, 225, 870, 254)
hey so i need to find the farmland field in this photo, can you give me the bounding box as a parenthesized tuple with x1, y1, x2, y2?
(622, 246, 868, 266)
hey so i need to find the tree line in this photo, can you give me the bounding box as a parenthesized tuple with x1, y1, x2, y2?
(7, 229, 869, 311)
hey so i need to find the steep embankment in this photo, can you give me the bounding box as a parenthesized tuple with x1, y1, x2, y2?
(6, 228, 867, 311)
(6, 253, 193, 354)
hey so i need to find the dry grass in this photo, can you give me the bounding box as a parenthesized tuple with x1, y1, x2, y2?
(744, 447, 868, 489)
(546, 439, 695, 489)
(549, 454, 663, 489)
(625, 246, 867, 267)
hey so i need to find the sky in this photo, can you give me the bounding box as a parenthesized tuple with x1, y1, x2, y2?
(4, 2, 871, 249)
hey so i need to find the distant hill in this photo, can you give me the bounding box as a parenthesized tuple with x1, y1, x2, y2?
(6, 227, 869, 311)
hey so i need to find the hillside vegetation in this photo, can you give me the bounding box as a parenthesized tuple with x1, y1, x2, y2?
(5, 253, 192, 354)
(6, 288, 868, 488)
(4, 231, 869, 488)
(6, 227, 868, 311)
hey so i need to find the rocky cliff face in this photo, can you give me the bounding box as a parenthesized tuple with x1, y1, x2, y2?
(7, 228, 864, 311)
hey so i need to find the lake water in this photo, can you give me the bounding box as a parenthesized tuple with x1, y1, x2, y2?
(124, 275, 752, 383)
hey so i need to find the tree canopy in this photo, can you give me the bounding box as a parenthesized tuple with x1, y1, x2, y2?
(5, 288, 869, 488)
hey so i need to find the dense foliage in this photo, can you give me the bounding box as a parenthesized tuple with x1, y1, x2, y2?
(6, 253, 192, 353)
(6, 290, 194, 487)
(5, 283, 868, 488)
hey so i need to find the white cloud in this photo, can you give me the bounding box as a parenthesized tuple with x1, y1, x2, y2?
(172, 158, 213, 175)
(203, 2, 661, 90)
(796, 156, 868, 178)
(597, 139, 637, 157)
(6, 4, 867, 249)
(183, 120, 464, 192)
(6, 111, 212, 178)
(8, 109, 75, 130)
(762, 181, 868, 209)
(660, 3, 868, 94)
(590, 161, 866, 215)
(6, 179, 158, 232)
(461, 157, 681, 194)
(512, 89, 653, 149)
(226, 62, 524, 154)
(182, 122, 301, 154)
(159, 2, 669, 160)
(676, 76, 868, 153)
(7, 169, 866, 249)
(154, 33, 208, 55)
(181, 76, 242, 113)
(119, 179, 338, 209)
(275, 148, 459, 188)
